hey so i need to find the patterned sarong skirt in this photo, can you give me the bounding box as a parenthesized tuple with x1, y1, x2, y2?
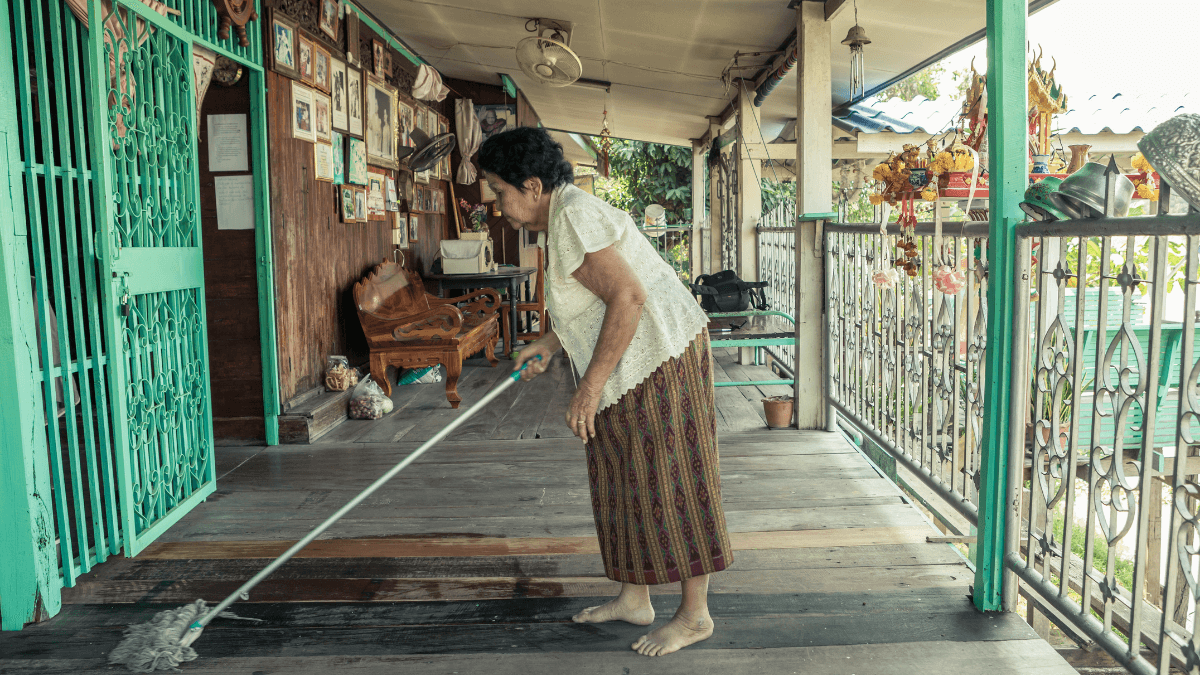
(586, 332, 732, 585)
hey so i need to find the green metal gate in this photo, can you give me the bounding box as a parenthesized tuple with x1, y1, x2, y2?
(87, 0, 217, 555)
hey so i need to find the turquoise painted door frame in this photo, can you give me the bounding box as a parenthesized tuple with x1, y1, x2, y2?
(0, 11, 62, 629)
(974, 0, 1027, 612)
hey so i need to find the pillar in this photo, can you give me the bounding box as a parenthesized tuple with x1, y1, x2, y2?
(793, 1, 832, 429)
(708, 120, 722, 276)
(691, 138, 706, 279)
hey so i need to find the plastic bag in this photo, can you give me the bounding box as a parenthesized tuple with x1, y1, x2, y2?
(398, 365, 443, 385)
(325, 356, 360, 391)
(349, 377, 393, 420)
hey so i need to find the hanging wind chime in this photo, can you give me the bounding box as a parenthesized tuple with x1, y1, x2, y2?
(598, 107, 612, 179)
(841, 0, 871, 100)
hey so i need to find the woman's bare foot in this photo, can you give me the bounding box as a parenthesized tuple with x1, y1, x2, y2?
(631, 608, 714, 656)
(571, 594, 655, 625)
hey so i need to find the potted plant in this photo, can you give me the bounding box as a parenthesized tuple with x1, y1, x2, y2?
(458, 199, 490, 240)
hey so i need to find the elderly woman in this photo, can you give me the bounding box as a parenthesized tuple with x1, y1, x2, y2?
(478, 127, 732, 657)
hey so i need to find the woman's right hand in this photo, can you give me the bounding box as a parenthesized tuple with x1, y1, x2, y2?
(513, 332, 561, 381)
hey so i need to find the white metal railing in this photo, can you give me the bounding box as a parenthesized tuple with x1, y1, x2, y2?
(824, 221, 991, 525)
(638, 225, 692, 283)
(757, 199, 796, 373)
(1007, 180, 1200, 675)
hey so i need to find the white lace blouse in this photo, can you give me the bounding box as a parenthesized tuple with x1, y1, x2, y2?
(544, 183, 708, 411)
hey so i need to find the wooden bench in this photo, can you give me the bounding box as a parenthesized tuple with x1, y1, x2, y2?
(353, 260, 501, 408)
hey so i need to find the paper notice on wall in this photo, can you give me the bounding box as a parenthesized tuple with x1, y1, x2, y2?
(208, 114, 249, 172)
(215, 174, 255, 230)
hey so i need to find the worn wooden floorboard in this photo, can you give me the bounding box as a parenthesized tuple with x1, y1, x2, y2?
(0, 357, 1074, 674)
(0, 640, 1077, 675)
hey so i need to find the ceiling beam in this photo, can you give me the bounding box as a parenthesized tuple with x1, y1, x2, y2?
(824, 0, 850, 21)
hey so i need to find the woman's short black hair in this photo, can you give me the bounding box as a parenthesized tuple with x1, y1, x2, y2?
(478, 126, 574, 192)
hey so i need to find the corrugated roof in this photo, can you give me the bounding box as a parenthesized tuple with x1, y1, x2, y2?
(836, 91, 1194, 136)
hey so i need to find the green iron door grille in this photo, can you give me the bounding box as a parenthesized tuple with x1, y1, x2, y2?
(88, 0, 216, 555)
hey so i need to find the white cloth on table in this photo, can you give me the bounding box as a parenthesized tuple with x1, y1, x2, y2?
(545, 183, 707, 412)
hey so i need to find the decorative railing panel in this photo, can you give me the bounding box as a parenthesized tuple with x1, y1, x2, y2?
(757, 200, 796, 373)
(1007, 185, 1200, 675)
(639, 226, 691, 283)
(824, 222, 990, 523)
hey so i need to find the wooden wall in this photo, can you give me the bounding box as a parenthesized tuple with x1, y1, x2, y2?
(199, 74, 265, 442)
(263, 0, 455, 405)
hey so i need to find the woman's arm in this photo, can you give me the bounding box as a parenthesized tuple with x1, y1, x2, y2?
(566, 244, 647, 441)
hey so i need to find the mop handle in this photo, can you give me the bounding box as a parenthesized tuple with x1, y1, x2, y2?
(188, 355, 543, 632)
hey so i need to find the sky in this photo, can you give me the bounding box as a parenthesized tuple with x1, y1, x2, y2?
(932, 0, 1200, 100)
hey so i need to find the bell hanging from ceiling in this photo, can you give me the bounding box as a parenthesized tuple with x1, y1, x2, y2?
(842, 21, 871, 100)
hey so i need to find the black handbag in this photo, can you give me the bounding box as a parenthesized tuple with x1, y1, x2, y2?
(689, 270, 769, 313)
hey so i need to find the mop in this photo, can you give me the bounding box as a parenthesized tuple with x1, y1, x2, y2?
(109, 355, 542, 672)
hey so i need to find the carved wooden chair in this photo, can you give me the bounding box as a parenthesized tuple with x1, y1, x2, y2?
(500, 247, 548, 354)
(353, 260, 500, 408)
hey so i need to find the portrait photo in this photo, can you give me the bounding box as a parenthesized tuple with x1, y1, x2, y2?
(313, 141, 334, 182)
(392, 212, 408, 246)
(366, 77, 398, 169)
(314, 92, 331, 143)
(313, 46, 331, 93)
(372, 40, 386, 78)
(347, 67, 364, 138)
(341, 186, 356, 223)
(408, 214, 420, 243)
(319, 0, 339, 41)
(476, 104, 515, 142)
(270, 12, 299, 79)
(397, 100, 414, 150)
(330, 58, 348, 131)
(354, 188, 367, 221)
(298, 35, 314, 84)
(291, 81, 315, 142)
(347, 137, 368, 185)
(332, 132, 344, 184)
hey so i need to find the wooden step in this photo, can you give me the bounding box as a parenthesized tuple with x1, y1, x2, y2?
(278, 387, 352, 444)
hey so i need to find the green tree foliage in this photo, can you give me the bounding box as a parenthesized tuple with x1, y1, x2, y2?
(594, 139, 693, 222)
(876, 63, 972, 103)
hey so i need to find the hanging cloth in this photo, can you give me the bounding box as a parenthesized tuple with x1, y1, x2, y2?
(455, 98, 482, 184)
(412, 64, 449, 102)
(193, 45, 216, 128)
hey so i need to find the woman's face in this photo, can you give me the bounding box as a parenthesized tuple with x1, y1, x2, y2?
(484, 172, 550, 232)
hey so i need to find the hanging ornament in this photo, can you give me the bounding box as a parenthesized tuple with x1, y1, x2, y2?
(598, 107, 612, 179)
(841, 0, 871, 100)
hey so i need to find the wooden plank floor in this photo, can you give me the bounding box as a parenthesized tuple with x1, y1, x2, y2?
(0, 351, 1075, 674)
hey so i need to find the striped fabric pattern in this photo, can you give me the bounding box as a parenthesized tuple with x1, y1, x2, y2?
(586, 332, 732, 585)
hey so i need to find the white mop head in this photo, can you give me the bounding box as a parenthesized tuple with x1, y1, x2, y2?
(108, 599, 206, 672)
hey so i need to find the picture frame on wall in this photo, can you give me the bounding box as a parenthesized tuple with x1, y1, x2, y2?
(332, 132, 344, 184)
(344, 10, 359, 66)
(480, 179, 496, 202)
(365, 77, 398, 170)
(318, 0, 339, 41)
(438, 117, 450, 179)
(408, 214, 420, 243)
(347, 137, 368, 185)
(354, 188, 367, 221)
(330, 58, 348, 132)
(346, 67, 364, 138)
(290, 82, 315, 143)
(400, 170, 413, 206)
(372, 40, 386, 78)
(269, 11, 299, 80)
(314, 142, 334, 181)
(341, 186, 356, 223)
(314, 92, 332, 143)
(367, 173, 386, 219)
(476, 103, 516, 142)
(397, 100, 414, 151)
(393, 212, 408, 247)
(313, 46, 331, 93)
(298, 34, 315, 84)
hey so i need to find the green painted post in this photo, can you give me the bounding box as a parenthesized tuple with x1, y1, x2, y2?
(973, 0, 1026, 612)
(0, 8, 62, 630)
(250, 66, 281, 444)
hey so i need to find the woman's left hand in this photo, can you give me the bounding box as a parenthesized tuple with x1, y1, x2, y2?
(566, 380, 602, 442)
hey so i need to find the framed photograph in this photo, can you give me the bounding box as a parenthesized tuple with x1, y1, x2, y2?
(408, 214, 420, 243)
(269, 11, 299, 79)
(476, 103, 516, 142)
(347, 137, 368, 185)
(385, 176, 398, 211)
(354, 188, 367, 222)
(332, 132, 344, 184)
(344, 11, 359, 66)
(313, 46, 331, 93)
(314, 142, 334, 181)
(341, 186, 356, 223)
(480, 179, 496, 202)
(298, 34, 314, 84)
(290, 82, 315, 143)
(372, 40, 386, 78)
(397, 100, 414, 151)
(399, 171, 413, 206)
(314, 92, 332, 143)
(330, 58, 348, 132)
(367, 172, 386, 218)
(318, 0, 339, 41)
(438, 116, 450, 179)
(365, 76, 398, 169)
(392, 212, 408, 246)
(346, 67, 364, 138)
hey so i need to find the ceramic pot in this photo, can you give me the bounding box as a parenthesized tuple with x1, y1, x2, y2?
(1031, 153, 1051, 174)
(1137, 113, 1200, 213)
(762, 396, 794, 429)
(1066, 144, 1091, 174)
